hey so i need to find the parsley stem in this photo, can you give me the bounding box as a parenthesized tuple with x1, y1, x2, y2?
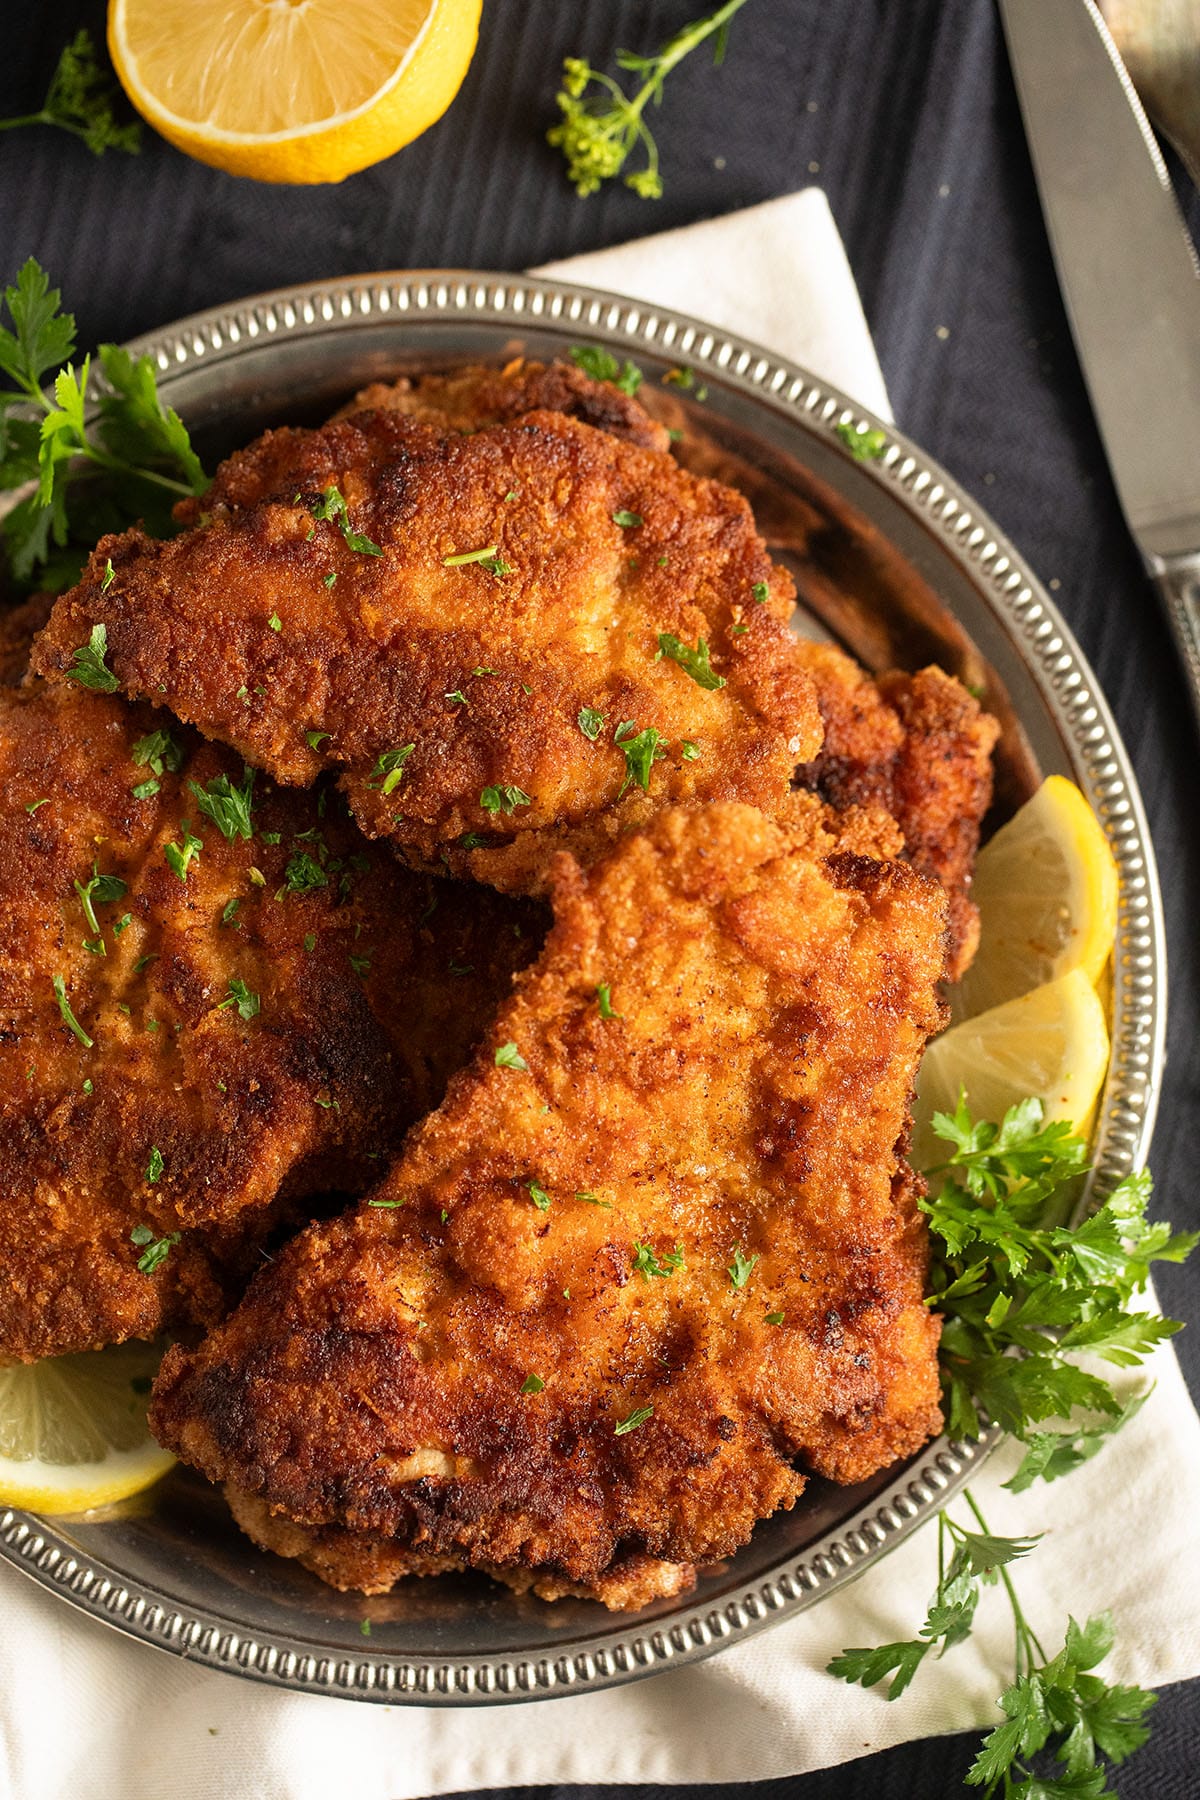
(962, 1488, 1047, 1674)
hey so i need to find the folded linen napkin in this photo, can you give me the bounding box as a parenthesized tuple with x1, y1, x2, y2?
(2, 190, 1198, 1800)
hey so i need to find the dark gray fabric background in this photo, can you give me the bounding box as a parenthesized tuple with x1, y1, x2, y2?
(2, 3, 1197, 1794)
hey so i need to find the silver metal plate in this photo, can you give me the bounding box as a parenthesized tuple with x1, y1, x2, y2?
(0, 271, 1166, 1706)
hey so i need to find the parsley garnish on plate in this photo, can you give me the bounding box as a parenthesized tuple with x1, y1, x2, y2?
(66, 624, 119, 692)
(595, 983, 619, 1019)
(611, 509, 642, 529)
(826, 1097, 1197, 1795)
(727, 1245, 759, 1289)
(164, 825, 202, 881)
(481, 783, 531, 816)
(494, 1041, 528, 1072)
(74, 862, 127, 940)
(614, 1403, 653, 1436)
(615, 720, 666, 795)
(0, 30, 140, 158)
(632, 1241, 683, 1279)
(188, 767, 255, 841)
(52, 974, 92, 1048)
(307, 484, 382, 557)
(520, 1373, 546, 1394)
(443, 544, 498, 567)
(576, 1190, 612, 1209)
(836, 420, 888, 462)
(367, 745, 415, 795)
(527, 1179, 551, 1212)
(25, 798, 49, 814)
(568, 345, 643, 395)
(130, 1223, 180, 1274)
(663, 366, 709, 401)
(145, 1146, 164, 1184)
(680, 739, 701, 761)
(278, 851, 328, 897)
(132, 727, 184, 778)
(578, 706, 605, 741)
(656, 632, 726, 690)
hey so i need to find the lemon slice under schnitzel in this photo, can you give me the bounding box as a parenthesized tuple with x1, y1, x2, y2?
(0, 1342, 174, 1514)
(108, 0, 482, 184)
(955, 775, 1118, 1019)
(913, 968, 1111, 1176)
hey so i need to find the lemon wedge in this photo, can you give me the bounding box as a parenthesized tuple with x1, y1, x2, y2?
(913, 967, 1111, 1175)
(108, 0, 482, 185)
(955, 775, 1118, 1019)
(0, 1342, 174, 1514)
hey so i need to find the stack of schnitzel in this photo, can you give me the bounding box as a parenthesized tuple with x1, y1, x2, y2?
(1, 357, 997, 1609)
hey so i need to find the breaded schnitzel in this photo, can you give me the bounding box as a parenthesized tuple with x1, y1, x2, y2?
(151, 798, 947, 1608)
(0, 682, 541, 1361)
(795, 641, 998, 978)
(30, 365, 822, 891)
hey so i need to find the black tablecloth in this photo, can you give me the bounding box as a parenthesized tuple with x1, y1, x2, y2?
(2, 3, 1197, 1795)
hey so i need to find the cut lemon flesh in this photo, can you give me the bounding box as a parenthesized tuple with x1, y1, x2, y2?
(0, 1341, 174, 1514)
(954, 775, 1118, 1019)
(108, 0, 482, 184)
(913, 968, 1111, 1176)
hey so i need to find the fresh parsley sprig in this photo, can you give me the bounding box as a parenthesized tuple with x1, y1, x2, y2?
(0, 258, 207, 585)
(0, 31, 140, 158)
(548, 0, 750, 199)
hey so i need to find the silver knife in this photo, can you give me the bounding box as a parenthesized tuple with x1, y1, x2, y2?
(998, 0, 1200, 731)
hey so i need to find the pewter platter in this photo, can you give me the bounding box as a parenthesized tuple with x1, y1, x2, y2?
(0, 271, 1165, 1705)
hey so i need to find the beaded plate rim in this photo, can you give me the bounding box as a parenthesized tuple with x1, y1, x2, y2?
(0, 270, 1165, 1706)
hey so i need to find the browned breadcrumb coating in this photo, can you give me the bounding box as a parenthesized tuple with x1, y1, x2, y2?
(30, 364, 820, 892)
(0, 592, 53, 685)
(151, 798, 946, 1608)
(795, 641, 998, 978)
(0, 682, 542, 1361)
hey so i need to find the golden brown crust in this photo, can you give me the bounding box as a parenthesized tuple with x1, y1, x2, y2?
(0, 592, 53, 685)
(795, 642, 999, 977)
(152, 799, 946, 1604)
(31, 372, 821, 891)
(0, 682, 542, 1360)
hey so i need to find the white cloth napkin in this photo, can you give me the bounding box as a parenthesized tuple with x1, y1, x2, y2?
(3, 190, 1199, 1800)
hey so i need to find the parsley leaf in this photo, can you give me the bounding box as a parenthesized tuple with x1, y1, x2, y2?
(568, 345, 644, 394)
(656, 631, 726, 690)
(611, 509, 643, 529)
(614, 1403, 654, 1436)
(145, 1146, 164, 1184)
(52, 973, 92, 1048)
(615, 720, 666, 796)
(130, 1223, 180, 1274)
(752, 581, 769, 603)
(74, 862, 127, 936)
(836, 420, 888, 462)
(279, 850, 328, 896)
(481, 783, 532, 816)
(595, 983, 619, 1019)
(188, 767, 255, 841)
(494, 1041, 528, 1071)
(632, 1240, 683, 1279)
(164, 825, 202, 882)
(727, 1245, 759, 1289)
(520, 1373, 546, 1394)
(219, 976, 260, 1022)
(308, 484, 382, 557)
(578, 705, 605, 741)
(0, 31, 140, 158)
(132, 727, 184, 777)
(66, 623, 118, 691)
(367, 745, 415, 795)
(527, 1179, 551, 1212)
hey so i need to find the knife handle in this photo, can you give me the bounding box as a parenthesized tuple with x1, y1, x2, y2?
(1152, 555, 1200, 736)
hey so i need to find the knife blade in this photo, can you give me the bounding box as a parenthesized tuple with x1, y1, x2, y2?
(998, 0, 1200, 728)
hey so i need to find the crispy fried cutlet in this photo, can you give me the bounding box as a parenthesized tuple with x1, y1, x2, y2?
(150, 797, 947, 1608)
(0, 683, 542, 1361)
(795, 642, 998, 978)
(30, 364, 822, 893)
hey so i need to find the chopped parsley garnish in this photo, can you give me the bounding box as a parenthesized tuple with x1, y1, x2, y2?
(445, 690, 468, 707)
(764, 1310, 785, 1326)
(323, 571, 338, 588)
(131, 779, 159, 800)
(132, 727, 184, 776)
(656, 632, 725, 690)
(83, 936, 104, 956)
(520, 1373, 546, 1394)
(632, 1240, 683, 1279)
(305, 729, 330, 749)
(480, 555, 514, 580)
(130, 1223, 180, 1274)
(458, 832, 488, 849)
(443, 544, 499, 567)
(100, 557, 115, 591)
(836, 420, 888, 462)
(66, 623, 118, 692)
(268, 613, 282, 631)
(568, 345, 643, 395)
(611, 509, 642, 529)
(367, 1196, 405, 1208)
(367, 744, 415, 795)
(219, 976, 260, 1021)
(74, 862, 127, 935)
(145, 1146, 164, 1183)
(132, 953, 156, 973)
(164, 825, 202, 881)
(728, 1245, 759, 1289)
(481, 783, 532, 816)
(303, 932, 316, 953)
(614, 1403, 653, 1436)
(663, 366, 708, 400)
(730, 622, 748, 636)
(113, 913, 131, 936)
(278, 850, 328, 896)
(752, 581, 769, 603)
(24, 798, 50, 814)
(576, 1190, 612, 1208)
(596, 983, 619, 1019)
(308, 483, 383, 556)
(680, 739, 701, 761)
(188, 767, 255, 841)
(348, 951, 372, 977)
(494, 1041, 528, 1071)
(578, 706, 605, 741)
(220, 898, 241, 927)
(527, 1179, 551, 1211)
(615, 721, 666, 795)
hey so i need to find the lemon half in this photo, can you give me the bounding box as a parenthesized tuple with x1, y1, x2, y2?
(108, 0, 483, 184)
(955, 775, 1119, 1020)
(0, 1342, 174, 1514)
